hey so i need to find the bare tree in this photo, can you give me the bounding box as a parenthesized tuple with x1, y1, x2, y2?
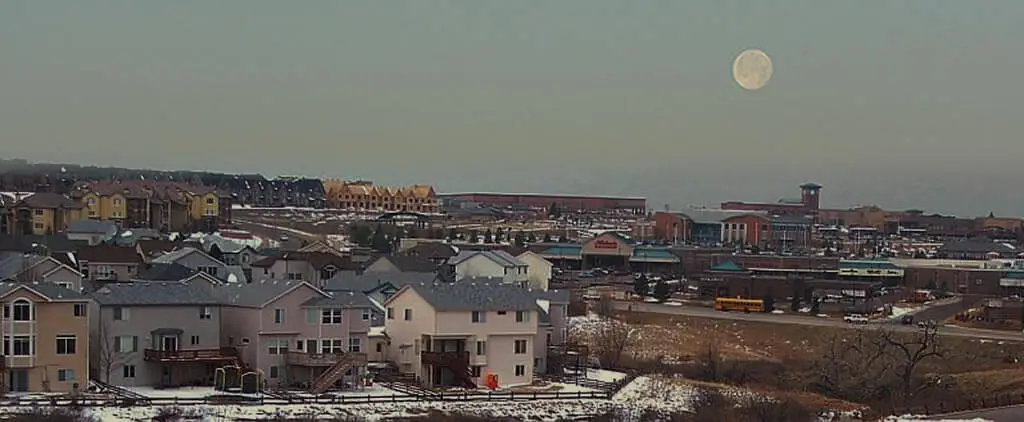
(811, 328, 900, 403)
(695, 335, 750, 384)
(592, 316, 632, 369)
(90, 319, 126, 383)
(881, 324, 945, 399)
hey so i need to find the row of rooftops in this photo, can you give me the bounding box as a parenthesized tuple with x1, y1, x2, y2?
(658, 209, 815, 225)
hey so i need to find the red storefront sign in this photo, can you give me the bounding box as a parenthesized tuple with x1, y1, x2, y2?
(593, 239, 618, 249)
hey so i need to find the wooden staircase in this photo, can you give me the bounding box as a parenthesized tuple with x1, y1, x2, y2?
(308, 353, 361, 394)
(422, 351, 475, 389)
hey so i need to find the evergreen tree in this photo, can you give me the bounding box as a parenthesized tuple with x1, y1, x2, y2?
(469, 230, 479, 244)
(494, 229, 504, 243)
(653, 280, 671, 302)
(514, 231, 527, 247)
(351, 224, 373, 247)
(548, 202, 561, 219)
(526, 232, 537, 243)
(543, 233, 553, 243)
(633, 276, 650, 298)
(447, 228, 458, 241)
(371, 224, 391, 252)
(483, 229, 494, 244)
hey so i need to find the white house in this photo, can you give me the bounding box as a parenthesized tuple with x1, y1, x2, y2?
(515, 251, 553, 291)
(446, 250, 529, 286)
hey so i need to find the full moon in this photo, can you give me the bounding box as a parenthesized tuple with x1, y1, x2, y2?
(732, 49, 773, 90)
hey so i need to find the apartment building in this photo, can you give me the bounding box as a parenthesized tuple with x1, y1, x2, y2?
(8, 193, 85, 236)
(214, 280, 374, 392)
(383, 282, 553, 388)
(323, 180, 439, 213)
(1, 282, 91, 393)
(89, 281, 229, 387)
(73, 181, 232, 233)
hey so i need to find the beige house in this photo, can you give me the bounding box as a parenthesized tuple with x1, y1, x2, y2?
(383, 282, 550, 388)
(515, 251, 553, 291)
(1, 282, 91, 393)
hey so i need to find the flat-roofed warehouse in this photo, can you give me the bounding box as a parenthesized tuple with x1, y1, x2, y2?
(439, 192, 646, 214)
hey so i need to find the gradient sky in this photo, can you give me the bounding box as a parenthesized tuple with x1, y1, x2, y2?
(3, 1, 1023, 217)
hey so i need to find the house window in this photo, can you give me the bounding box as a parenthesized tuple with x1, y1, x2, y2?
(386, 308, 394, 320)
(95, 265, 117, 280)
(274, 308, 285, 324)
(515, 365, 526, 377)
(12, 299, 33, 321)
(376, 343, 383, 353)
(123, 365, 136, 378)
(286, 272, 302, 280)
(268, 339, 289, 355)
(117, 336, 138, 353)
(191, 336, 200, 345)
(113, 307, 129, 321)
(470, 366, 483, 377)
(56, 335, 77, 355)
(58, 369, 76, 382)
(403, 308, 412, 321)
(320, 266, 337, 280)
(516, 311, 529, 323)
(241, 337, 251, 345)
(321, 308, 342, 324)
(13, 336, 32, 356)
(1, 336, 7, 355)
(322, 339, 344, 354)
(199, 306, 212, 319)
(514, 339, 527, 354)
(348, 338, 362, 353)
(34, 209, 44, 216)
(269, 366, 279, 379)
(496, 311, 507, 315)
(199, 266, 219, 277)
(361, 309, 371, 320)
(476, 341, 486, 356)
(33, 222, 43, 230)
(471, 311, 485, 323)
(55, 282, 73, 290)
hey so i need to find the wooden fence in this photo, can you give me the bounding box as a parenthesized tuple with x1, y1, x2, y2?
(0, 390, 611, 408)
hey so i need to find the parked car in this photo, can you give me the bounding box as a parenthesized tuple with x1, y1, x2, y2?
(901, 315, 914, 325)
(843, 314, 870, 324)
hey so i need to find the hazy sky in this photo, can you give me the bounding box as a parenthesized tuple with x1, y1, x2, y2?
(3, 1, 1023, 217)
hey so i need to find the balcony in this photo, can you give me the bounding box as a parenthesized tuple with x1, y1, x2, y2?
(143, 347, 239, 363)
(421, 351, 470, 367)
(286, 351, 368, 367)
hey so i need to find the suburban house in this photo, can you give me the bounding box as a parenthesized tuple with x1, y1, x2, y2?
(88, 281, 230, 387)
(515, 251, 554, 291)
(383, 282, 545, 388)
(363, 255, 438, 274)
(252, 252, 360, 288)
(403, 242, 458, 265)
(65, 220, 119, 246)
(76, 245, 144, 282)
(444, 251, 529, 286)
(199, 235, 258, 269)
(0, 282, 91, 392)
(323, 271, 438, 315)
(152, 247, 247, 283)
(10, 193, 86, 236)
(0, 235, 86, 263)
(0, 255, 86, 292)
(214, 280, 374, 392)
(135, 239, 179, 261)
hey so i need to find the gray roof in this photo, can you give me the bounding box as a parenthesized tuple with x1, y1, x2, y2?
(0, 255, 46, 280)
(301, 290, 376, 309)
(152, 247, 218, 265)
(223, 265, 248, 283)
(67, 219, 118, 234)
(447, 250, 527, 267)
(404, 282, 543, 312)
(324, 271, 439, 293)
(0, 281, 88, 301)
(213, 279, 315, 308)
(135, 263, 198, 282)
(534, 289, 571, 304)
(91, 281, 219, 306)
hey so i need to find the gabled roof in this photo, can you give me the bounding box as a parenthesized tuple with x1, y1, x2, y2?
(301, 290, 376, 309)
(709, 261, 746, 272)
(201, 235, 250, 255)
(534, 289, 571, 304)
(137, 239, 179, 257)
(323, 270, 438, 293)
(152, 247, 217, 265)
(76, 245, 143, 264)
(213, 279, 324, 308)
(404, 242, 458, 259)
(251, 251, 358, 270)
(67, 219, 118, 234)
(389, 282, 542, 312)
(91, 281, 219, 306)
(0, 255, 84, 280)
(0, 281, 88, 301)
(136, 262, 198, 282)
(16, 192, 83, 209)
(366, 255, 438, 273)
(447, 250, 527, 267)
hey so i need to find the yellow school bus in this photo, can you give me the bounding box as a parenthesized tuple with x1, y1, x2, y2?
(714, 297, 765, 313)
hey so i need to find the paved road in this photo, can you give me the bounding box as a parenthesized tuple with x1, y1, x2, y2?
(234, 220, 313, 250)
(614, 301, 1024, 342)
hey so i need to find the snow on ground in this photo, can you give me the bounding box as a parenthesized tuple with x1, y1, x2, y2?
(612, 375, 763, 414)
(123, 385, 404, 399)
(587, 368, 628, 383)
(890, 306, 916, 319)
(885, 417, 993, 422)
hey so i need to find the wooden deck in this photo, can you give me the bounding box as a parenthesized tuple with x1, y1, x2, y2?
(143, 347, 239, 363)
